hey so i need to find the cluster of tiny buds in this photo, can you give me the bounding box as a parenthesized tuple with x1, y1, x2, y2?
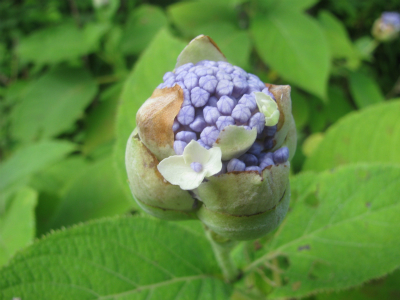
(158, 60, 289, 174)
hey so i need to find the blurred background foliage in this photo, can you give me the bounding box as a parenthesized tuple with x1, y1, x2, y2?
(0, 0, 399, 298)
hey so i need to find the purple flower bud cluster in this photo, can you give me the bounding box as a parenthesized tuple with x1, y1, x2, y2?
(158, 60, 289, 173)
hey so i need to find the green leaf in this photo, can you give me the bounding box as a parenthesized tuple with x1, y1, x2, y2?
(249, 164, 400, 298)
(0, 140, 75, 191)
(11, 66, 98, 142)
(45, 157, 132, 231)
(325, 86, 354, 124)
(0, 187, 37, 267)
(251, 9, 330, 99)
(30, 156, 90, 196)
(82, 84, 121, 155)
(291, 89, 310, 129)
(316, 269, 400, 300)
(0, 217, 232, 299)
(260, 0, 320, 10)
(349, 71, 385, 109)
(120, 4, 168, 55)
(168, 1, 237, 38)
(304, 100, 400, 172)
(318, 11, 360, 69)
(194, 22, 251, 68)
(18, 21, 109, 65)
(114, 28, 186, 195)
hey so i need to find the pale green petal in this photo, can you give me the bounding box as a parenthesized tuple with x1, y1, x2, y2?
(157, 154, 206, 190)
(175, 35, 227, 68)
(213, 126, 257, 160)
(203, 147, 222, 177)
(266, 110, 280, 126)
(255, 92, 280, 126)
(183, 140, 210, 165)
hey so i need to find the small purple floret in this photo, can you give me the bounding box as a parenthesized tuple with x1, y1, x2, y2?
(190, 87, 209, 107)
(203, 106, 220, 124)
(163, 72, 175, 81)
(197, 139, 210, 150)
(217, 95, 235, 115)
(181, 89, 191, 106)
(231, 104, 251, 123)
(194, 66, 208, 77)
(190, 115, 207, 132)
(264, 138, 274, 150)
(216, 116, 235, 131)
(172, 119, 180, 132)
(232, 75, 249, 96)
(184, 72, 199, 90)
(240, 153, 258, 166)
(216, 80, 234, 97)
(199, 75, 218, 94)
(265, 125, 277, 137)
(216, 71, 232, 81)
(175, 71, 187, 82)
(174, 140, 187, 155)
(177, 105, 195, 125)
(175, 63, 194, 74)
(200, 126, 220, 147)
(176, 131, 197, 143)
(164, 77, 176, 88)
(238, 94, 257, 112)
(227, 158, 246, 172)
(249, 112, 265, 134)
(259, 152, 274, 169)
(273, 147, 289, 164)
(190, 162, 203, 173)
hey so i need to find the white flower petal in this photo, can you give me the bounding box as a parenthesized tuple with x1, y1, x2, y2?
(157, 155, 192, 185)
(183, 140, 210, 165)
(203, 147, 222, 177)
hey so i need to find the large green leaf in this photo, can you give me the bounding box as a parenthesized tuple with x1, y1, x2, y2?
(120, 4, 168, 55)
(318, 11, 360, 69)
(247, 164, 400, 298)
(304, 100, 400, 172)
(0, 140, 75, 191)
(168, 1, 237, 38)
(18, 21, 108, 65)
(46, 157, 132, 231)
(114, 29, 186, 193)
(0, 217, 231, 299)
(349, 71, 385, 109)
(11, 66, 98, 142)
(251, 9, 330, 99)
(0, 187, 37, 267)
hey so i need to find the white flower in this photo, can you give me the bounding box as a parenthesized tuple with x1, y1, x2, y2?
(157, 140, 222, 190)
(255, 92, 280, 126)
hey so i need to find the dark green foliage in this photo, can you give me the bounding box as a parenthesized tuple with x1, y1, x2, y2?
(1, 0, 400, 299)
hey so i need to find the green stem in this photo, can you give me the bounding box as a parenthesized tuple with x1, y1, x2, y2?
(204, 227, 240, 283)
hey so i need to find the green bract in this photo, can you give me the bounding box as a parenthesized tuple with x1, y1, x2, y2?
(125, 35, 297, 240)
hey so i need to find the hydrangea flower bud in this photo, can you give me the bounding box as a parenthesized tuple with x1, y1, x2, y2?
(372, 12, 400, 42)
(125, 35, 297, 238)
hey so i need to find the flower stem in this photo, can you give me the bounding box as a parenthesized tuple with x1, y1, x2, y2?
(204, 227, 241, 283)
